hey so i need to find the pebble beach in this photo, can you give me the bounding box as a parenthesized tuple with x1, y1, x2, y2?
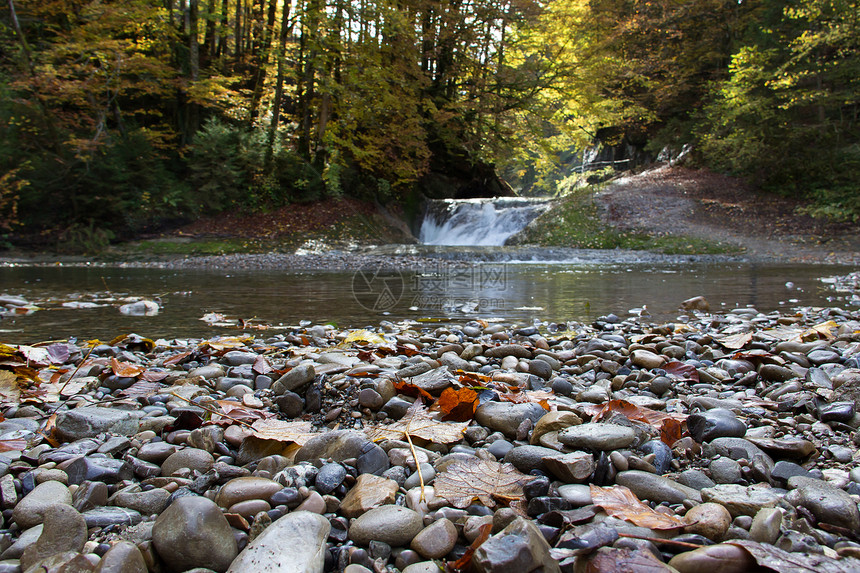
(1, 275, 860, 572)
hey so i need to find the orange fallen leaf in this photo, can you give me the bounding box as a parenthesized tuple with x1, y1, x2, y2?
(434, 387, 479, 422)
(110, 357, 145, 378)
(590, 485, 687, 530)
(393, 379, 435, 401)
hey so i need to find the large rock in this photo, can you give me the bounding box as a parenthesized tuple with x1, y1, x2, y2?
(339, 474, 399, 518)
(786, 476, 860, 530)
(472, 517, 560, 573)
(94, 541, 148, 573)
(12, 481, 73, 529)
(474, 402, 547, 438)
(687, 410, 747, 443)
(19, 504, 87, 571)
(272, 364, 316, 394)
(227, 511, 330, 573)
(701, 484, 782, 518)
(558, 423, 638, 451)
(616, 471, 702, 504)
(214, 476, 283, 508)
(409, 367, 458, 395)
(294, 430, 389, 475)
(55, 407, 139, 441)
(349, 505, 423, 546)
(152, 496, 238, 573)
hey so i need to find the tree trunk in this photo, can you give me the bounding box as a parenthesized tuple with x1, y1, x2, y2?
(265, 0, 293, 167)
(7, 0, 33, 74)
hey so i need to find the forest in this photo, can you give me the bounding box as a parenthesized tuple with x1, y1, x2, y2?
(1, 0, 858, 244)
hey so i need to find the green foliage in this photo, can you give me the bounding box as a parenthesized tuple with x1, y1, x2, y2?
(695, 0, 860, 218)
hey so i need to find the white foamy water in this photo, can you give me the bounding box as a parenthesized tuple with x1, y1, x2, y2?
(418, 197, 551, 246)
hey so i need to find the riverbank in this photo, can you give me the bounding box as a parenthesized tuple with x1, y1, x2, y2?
(1, 301, 860, 571)
(3, 166, 858, 267)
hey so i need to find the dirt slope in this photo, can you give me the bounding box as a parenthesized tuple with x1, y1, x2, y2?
(594, 166, 860, 264)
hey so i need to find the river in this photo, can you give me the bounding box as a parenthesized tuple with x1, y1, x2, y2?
(0, 258, 854, 343)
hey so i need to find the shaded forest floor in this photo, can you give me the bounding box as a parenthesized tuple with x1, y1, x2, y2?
(593, 166, 860, 264)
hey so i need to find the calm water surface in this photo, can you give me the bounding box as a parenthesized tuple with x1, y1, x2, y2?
(0, 260, 855, 343)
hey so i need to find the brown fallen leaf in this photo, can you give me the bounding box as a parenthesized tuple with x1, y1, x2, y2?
(366, 400, 468, 444)
(0, 370, 21, 403)
(110, 357, 145, 378)
(663, 360, 699, 382)
(726, 539, 860, 573)
(163, 351, 193, 366)
(392, 379, 435, 401)
(434, 458, 536, 509)
(589, 485, 688, 530)
(252, 355, 273, 375)
(580, 547, 674, 572)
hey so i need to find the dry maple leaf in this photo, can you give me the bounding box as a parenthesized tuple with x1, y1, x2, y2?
(366, 400, 468, 444)
(434, 458, 536, 509)
(250, 419, 318, 446)
(589, 484, 687, 530)
(716, 332, 754, 350)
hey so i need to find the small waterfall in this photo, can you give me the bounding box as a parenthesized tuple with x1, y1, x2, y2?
(418, 197, 551, 246)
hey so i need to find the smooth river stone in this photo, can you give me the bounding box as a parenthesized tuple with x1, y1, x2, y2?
(786, 476, 860, 530)
(95, 541, 148, 573)
(349, 506, 424, 546)
(12, 481, 73, 529)
(294, 430, 389, 476)
(339, 474, 399, 518)
(215, 476, 283, 508)
(55, 407, 140, 441)
(615, 471, 702, 504)
(700, 484, 782, 518)
(160, 447, 215, 476)
(19, 504, 87, 571)
(558, 423, 637, 451)
(153, 496, 238, 573)
(410, 518, 458, 559)
(227, 511, 330, 573)
(530, 411, 583, 445)
(474, 402, 547, 438)
(687, 410, 747, 443)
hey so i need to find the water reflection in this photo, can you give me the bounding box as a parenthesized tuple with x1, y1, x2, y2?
(0, 262, 854, 343)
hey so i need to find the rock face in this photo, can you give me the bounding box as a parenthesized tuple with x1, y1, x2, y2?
(227, 511, 330, 573)
(152, 497, 238, 573)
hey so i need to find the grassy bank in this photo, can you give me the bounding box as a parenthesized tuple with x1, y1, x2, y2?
(510, 187, 742, 255)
